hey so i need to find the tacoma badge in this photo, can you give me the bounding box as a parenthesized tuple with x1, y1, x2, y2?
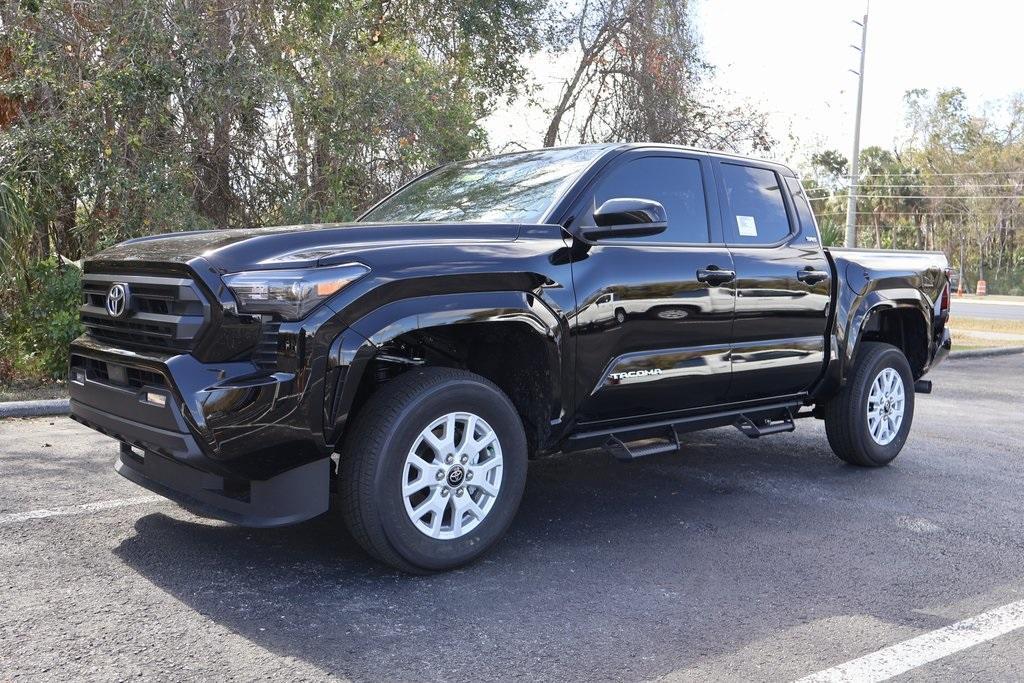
(609, 368, 664, 381)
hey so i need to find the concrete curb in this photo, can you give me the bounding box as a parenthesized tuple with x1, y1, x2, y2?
(0, 398, 71, 418)
(947, 346, 1024, 360)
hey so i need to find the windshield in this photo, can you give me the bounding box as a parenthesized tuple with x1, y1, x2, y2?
(360, 146, 608, 224)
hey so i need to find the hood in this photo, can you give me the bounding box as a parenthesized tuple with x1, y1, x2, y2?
(87, 221, 524, 272)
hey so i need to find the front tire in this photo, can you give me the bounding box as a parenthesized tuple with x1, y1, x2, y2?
(824, 342, 915, 467)
(339, 367, 528, 572)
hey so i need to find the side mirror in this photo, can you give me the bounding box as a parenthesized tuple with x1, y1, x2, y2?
(579, 198, 668, 241)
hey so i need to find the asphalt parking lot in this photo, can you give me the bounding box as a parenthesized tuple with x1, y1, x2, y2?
(2, 353, 1024, 681)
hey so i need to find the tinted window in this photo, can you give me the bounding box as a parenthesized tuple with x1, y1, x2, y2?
(592, 156, 710, 243)
(361, 146, 607, 224)
(785, 176, 820, 242)
(720, 163, 792, 244)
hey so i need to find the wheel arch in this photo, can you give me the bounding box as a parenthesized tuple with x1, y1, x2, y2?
(846, 293, 931, 380)
(324, 291, 568, 456)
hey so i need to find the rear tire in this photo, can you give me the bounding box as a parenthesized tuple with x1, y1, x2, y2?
(339, 367, 528, 572)
(824, 342, 915, 467)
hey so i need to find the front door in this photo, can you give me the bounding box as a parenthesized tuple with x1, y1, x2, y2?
(569, 151, 736, 424)
(713, 161, 832, 402)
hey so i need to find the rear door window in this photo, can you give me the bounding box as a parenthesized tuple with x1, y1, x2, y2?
(719, 163, 793, 245)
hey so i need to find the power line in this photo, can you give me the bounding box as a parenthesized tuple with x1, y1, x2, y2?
(804, 183, 1024, 192)
(841, 170, 1024, 177)
(809, 194, 1024, 201)
(816, 210, 1024, 217)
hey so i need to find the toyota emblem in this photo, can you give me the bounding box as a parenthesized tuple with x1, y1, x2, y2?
(106, 283, 130, 318)
(446, 464, 466, 487)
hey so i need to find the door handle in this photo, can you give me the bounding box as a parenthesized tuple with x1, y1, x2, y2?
(696, 266, 736, 286)
(797, 268, 829, 285)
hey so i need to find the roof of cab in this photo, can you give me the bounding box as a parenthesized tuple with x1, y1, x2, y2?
(463, 142, 797, 178)
(601, 142, 797, 177)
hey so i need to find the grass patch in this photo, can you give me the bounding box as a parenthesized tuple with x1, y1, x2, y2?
(0, 380, 69, 403)
(952, 339, 1009, 350)
(949, 316, 1024, 349)
(949, 316, 1024, 335)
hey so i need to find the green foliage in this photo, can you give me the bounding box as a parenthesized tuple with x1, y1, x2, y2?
(817, 221, 844, 248)
(0, 257, 84, 380)
(987, 270, 1024, 297)
(0, 179, 33, 280)
(809, 150, 848, 187)
(803, 89, 1024, 293)
(0, 0, 546, 386)
(0, 0, 544, 259)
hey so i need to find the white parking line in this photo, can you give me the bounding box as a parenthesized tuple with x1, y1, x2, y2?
(0, 495, 165, 525)
(795, 599, 1024, 682)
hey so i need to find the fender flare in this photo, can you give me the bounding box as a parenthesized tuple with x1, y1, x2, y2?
(322, 291, 566, 444)
(843, 290, 931, 380)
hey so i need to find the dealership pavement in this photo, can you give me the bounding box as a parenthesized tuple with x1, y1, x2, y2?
(2, 354, 1024, 681)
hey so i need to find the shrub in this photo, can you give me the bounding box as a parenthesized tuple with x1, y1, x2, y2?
(817, 221, 844, 247)
(0, 257, 83, 380)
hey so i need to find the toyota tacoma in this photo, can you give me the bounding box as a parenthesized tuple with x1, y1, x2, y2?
(69, 144, 952, 572)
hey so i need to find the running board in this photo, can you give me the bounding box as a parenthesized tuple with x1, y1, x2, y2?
(566, 399, 806, 454)
(733, 408, 796, 439)
(604, 428, 681, 461)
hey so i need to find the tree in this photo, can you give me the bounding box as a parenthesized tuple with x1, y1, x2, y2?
(0, 0, 546, 261)
(804, 88, 1024, 293)
(0, 0, 547, 380)
(810, 150, 848, 188)
(542, 0, 771, 152)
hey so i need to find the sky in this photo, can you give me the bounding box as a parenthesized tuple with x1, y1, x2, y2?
(485, 0, 1024, 170)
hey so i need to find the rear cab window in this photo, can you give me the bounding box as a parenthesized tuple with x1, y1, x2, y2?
(719, 163, 794, 246)
(785, 176, 822, 243)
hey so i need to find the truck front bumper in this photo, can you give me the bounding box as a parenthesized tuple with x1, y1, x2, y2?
(113, 443, 328, 527)
(68, 336, 330, 527)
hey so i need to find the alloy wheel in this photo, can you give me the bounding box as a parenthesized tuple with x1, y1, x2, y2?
(401, 412, 503, 540)
(866, 367, 905, 446)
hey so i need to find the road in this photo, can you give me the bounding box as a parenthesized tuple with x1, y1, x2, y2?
(2, 354, 1024, 681)
(951, 298, 1024, 320)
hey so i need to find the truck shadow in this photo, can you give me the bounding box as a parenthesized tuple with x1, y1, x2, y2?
(110, 427, 965, 681)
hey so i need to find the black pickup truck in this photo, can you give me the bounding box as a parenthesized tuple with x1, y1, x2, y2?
(69, 144, 952, 571)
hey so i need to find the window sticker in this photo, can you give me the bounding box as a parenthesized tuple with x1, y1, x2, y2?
(736, 215, 758, 236)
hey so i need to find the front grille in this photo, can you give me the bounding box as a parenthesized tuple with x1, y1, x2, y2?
(80, 272, 209, 352)
(71, 355, 168, 389)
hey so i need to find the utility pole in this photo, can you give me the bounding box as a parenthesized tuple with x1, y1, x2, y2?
(845, 5, 869, 248)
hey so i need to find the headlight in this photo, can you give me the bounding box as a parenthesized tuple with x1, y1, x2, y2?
(223, 263, 369, 321)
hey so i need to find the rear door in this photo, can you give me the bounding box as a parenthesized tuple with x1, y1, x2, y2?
(713, 160, 831, 401)
(569, 150, 736, 424)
